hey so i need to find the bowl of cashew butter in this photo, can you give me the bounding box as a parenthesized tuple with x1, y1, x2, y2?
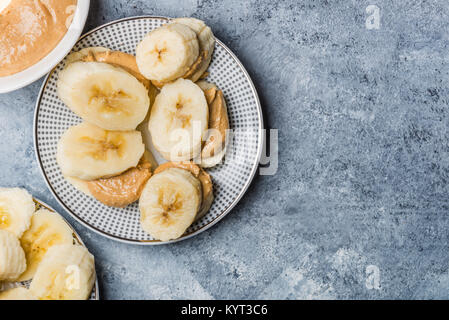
(0, 0, 90, 93)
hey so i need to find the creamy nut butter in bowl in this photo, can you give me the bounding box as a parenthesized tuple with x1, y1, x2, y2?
(0, 0, 90, 93)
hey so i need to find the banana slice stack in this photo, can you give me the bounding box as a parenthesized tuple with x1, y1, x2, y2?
(0, 188, 95, 300)
(138, 18, 229, 165)
(55, 17, 230, 240)
(140, 162, 214, 241)
(137, 18, 215, 86)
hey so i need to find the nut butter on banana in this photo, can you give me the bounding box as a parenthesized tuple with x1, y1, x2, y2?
(87, 159, 153, 208)
(201, 86, 229, 159)
(196, 81, 230, 167)
(0, 0, 77, 77)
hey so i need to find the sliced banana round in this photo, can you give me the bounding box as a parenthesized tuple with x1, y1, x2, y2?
(30, 244, 95, 300)
(0, 230, 26, 281)
(139, 168, 202, 241)
(18, 209, 74, 282)
(154, 162, 214, 220)
(57, 122, 145, 181)
(136, 23, 200, 82)
(172, 18, 215, 82)
(0, 187, 34, 238)
(0, 287, 37, 300)
(58, 61, 150, 131)
(148, 78, 208, 161)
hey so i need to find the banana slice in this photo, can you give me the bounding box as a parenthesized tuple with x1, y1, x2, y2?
(154, 162, 213, 220)
(0, 187, 34, 238)
(0, 230, 26, 281)
(148, 78, 208, 161)
(0, 287, 37, 300)
(57, 122, 145, 181)
(30, 244, 95, 300)
(172, 18, 215, 82)
(139, 168, 202, 241)
(136, 23, 199, 82)
(58, 61, 150, 131)
(18, 209, 74, 282)
(87, 159, 152, 208)
(196, 80, 230, 168)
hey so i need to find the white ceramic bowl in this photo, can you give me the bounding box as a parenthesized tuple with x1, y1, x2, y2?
(0, 0, 90, 94)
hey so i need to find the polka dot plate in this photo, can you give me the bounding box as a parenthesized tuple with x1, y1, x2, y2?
(34, 16, 263, 244)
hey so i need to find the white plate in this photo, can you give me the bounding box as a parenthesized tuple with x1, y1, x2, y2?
(0, 198, 100, 300)
(34, 16, 263, 245)
(0, 0, 90, 94)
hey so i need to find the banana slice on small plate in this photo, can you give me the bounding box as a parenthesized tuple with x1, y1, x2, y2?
(30, 244, 95, 300)
(0, 229, 26, 281)
(19, 208, 74, 281)
(34, 16, 264, 245)
(0, 198, 99, 300)
(0, 188, 35, 238)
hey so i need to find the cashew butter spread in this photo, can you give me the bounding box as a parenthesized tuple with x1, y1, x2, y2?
(201, 86, 229, 159)
(0, 0, 77, 77)
(87, 161, 153, 208)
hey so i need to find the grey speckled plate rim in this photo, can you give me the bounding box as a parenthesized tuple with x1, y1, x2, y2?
(33, 15, 264, 245)
(32, 198, 100, 300)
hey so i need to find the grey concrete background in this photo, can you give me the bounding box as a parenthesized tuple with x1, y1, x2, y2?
(1, 0, 449, 299)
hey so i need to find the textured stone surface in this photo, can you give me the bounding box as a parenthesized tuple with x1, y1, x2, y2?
(1, 0, 449, 299)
